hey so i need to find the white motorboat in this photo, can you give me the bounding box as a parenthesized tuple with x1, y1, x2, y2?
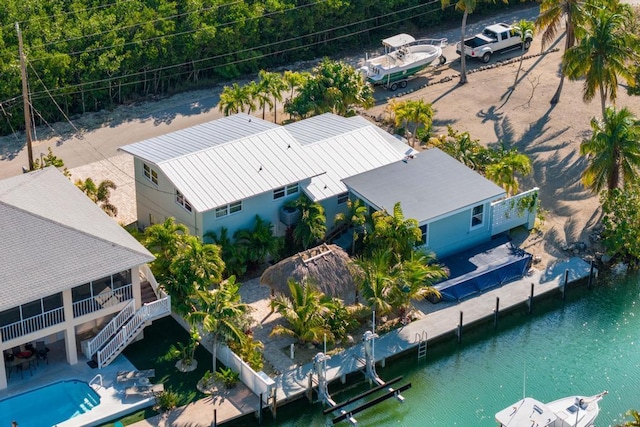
(359, 33, 447, 91)
(495, 391, 607, 427)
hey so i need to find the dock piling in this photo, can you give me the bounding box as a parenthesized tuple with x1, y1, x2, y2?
(457, 311, 463, 343)
(528, 283, 534, 314)
(493, 297, 500, 328)
(562, 269, 569, 300)
(258, 393, 263, 424)
(212, 409, 217, 427)
(588, 260, 594, 289)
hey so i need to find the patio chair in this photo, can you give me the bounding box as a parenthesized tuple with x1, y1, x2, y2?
(116, 369, 155, 382)
(35, 341, 48, 365)
(125, 383, 164, 398)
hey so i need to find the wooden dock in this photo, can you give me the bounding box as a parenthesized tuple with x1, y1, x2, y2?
(272, 257, 595, 406)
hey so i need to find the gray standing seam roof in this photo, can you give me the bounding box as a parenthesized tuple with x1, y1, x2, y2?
(0, 167, 154, 311)
(342, 148, 506, 223)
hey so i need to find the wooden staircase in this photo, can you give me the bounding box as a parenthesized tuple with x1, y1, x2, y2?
(140, 280, 157, 304)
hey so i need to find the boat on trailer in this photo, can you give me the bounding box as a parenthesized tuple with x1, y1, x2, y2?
(495, 391, 607, 427)
(359, 33, 447, 91)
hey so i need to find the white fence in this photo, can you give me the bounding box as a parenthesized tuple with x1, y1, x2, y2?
(216, 343, 275, 404)
(491, 188, 539, 236)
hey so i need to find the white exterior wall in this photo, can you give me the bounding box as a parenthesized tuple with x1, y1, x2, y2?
(322, 194, 349, 232)
(133, 158, 197, 233)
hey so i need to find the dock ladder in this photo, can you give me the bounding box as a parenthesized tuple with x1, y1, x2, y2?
(417, 330, 428, 360)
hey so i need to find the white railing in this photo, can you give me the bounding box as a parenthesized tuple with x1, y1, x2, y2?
(140, 264, 167, 299)
(95, 296, 171, 368)
(73, 284, 133, 318)
(491, 188, 539, 236)
(216, 343, 275, 402)
(89, 374, 103, 389)
(82, 300, 136, 359)
(0, 307, 65, 342)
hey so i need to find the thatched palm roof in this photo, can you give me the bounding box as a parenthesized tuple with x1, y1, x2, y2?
(260, 244, 359, 304)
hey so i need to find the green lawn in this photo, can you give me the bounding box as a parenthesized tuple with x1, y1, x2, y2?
(99, 316, 212, 426)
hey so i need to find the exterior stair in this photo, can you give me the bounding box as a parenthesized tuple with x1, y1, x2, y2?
(81, 266, 171, 368)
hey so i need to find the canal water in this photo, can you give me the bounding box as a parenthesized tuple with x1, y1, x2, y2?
(247, 271, 640, 426)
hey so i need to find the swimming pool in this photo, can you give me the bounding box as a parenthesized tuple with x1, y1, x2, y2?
(0, 379, 100, 427)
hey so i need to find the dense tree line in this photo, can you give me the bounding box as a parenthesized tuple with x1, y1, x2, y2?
(0, 0, 525, 136)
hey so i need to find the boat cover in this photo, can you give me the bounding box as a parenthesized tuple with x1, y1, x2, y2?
(382, 34, 416, 48)
(495, 397, 556, 426)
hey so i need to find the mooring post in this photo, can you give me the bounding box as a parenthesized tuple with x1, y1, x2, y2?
(212, 409, 217, 427)
(272, 389, 277, 419)
(563, 269, 569, 300)
(588, 260, 594, 289)
(494, 297, 500, 328)
(258, 392, 263, 424)
(457, 311, 463, 343)
(307, 372, 313, 403)
(528, 283, 534, 314)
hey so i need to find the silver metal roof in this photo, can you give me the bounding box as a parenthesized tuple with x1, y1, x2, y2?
(343, 148, 506, 223)
(0, 167, 154, 311)
(119, 113, 279, 164)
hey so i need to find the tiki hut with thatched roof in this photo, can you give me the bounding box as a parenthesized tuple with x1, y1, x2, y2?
(260, 244, 360, 305)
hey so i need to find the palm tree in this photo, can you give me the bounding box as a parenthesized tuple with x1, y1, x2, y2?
(513, 19, 536, 85)
(170, 235, 225, 290)
(334, 198, 368, 254)
(288, 196, 327, 250)
(188, 276, 249, 373)
(389, 251, 448, 317)
(563, 2, 637, 117)
(580, 106, 640, 193)
(75, 177, 118, 216)
(355, 251, 394, 320)
(248, 80, 272, 121)
(143, 217, 189, 281)
(428, 125, 485, 171)
(535, 0, 587, 104)
(270, 279, 334, 344)
(485, 148, 532, 196)
(219, 83, 253, 115)
(233, 215, 278, 269)
(204, 227, 247, 278)
(616, 409, 640, 427)
(441, 0, 505, 85)
(258, 70, 287, 123)
(389, 99, 434, 147)
(368, 202, 422, 261)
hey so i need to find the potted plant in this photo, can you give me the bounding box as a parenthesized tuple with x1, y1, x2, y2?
(214, 367, 240, 389)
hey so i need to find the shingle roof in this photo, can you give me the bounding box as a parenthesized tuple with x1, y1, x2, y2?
(343, 148, 506, 223)
(0, 167, 154, 311)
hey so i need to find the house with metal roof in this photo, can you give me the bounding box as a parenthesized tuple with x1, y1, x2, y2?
(119, 113, 413, 239)
(0, 167, 169, 390)
(343, 148, 509, 258)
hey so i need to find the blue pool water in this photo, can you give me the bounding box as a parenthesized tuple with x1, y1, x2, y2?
(0, 380, 100, 427)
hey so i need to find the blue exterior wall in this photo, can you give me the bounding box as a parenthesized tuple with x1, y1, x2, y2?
(421, 201, 493, 259)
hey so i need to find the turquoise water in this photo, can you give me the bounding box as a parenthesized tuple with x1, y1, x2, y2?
(253, 272, 640, 426)
(0, 380, 100, 427)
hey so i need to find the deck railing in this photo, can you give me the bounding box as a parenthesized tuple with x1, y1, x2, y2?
(82, 299, 136, 359)
(72, 284, 133, 318)
(95, 296, 171, 368)
(0, 307, 65, 342)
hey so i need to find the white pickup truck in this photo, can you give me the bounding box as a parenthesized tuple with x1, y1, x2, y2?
(456, 23, 533, 63)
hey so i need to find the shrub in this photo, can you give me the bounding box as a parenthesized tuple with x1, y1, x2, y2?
(157, 389, 180, 411)
(215, 367, 240, 389)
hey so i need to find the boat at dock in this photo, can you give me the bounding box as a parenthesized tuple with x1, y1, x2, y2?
(495, 391, 608, 427)
(359, 34, 447, 91)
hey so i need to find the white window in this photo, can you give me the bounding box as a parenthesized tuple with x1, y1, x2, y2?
(176, 189, 192, 212)
(273, 187, 285, 199)
(337, 192, 349, 205)
(419, 224, 428, 245)
(143, 163, 158, 185)
(274, 183, 299, 200)
(471, 204, 484, 228)
(215, 201, 242, 218)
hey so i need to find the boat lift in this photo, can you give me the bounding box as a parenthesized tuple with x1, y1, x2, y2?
(313, 321, 411, 425)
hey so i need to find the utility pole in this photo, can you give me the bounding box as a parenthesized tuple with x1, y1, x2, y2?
(16, 22, 34, 171)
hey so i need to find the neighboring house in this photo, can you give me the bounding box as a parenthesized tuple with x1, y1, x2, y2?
(119, 113, 414, 239)
(0, 167, 168, 390)
(343, 148, 534, 258)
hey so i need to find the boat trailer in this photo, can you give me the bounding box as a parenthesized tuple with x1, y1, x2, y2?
(312, 329, 411, 425)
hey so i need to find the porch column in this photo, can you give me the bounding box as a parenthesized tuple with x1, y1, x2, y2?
(132, 266, 142, 310)
(0, 357, 7, 390)
(62, 289, 78, 365)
